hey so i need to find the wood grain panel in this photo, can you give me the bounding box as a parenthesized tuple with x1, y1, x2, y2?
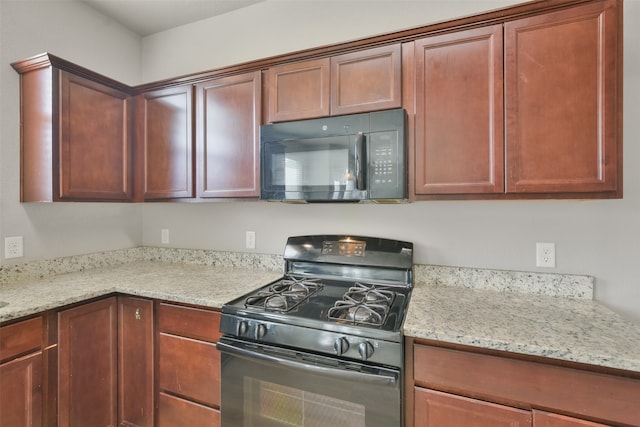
(59, 71, 132, 200)
(0, 317, 42, 362)
(119, 296, 154, 427)
(505, 0, 619, 194)
(157, 303, 221, 343)
(413, 343, 640, 426)
(415, 388, 531, 427)
(331, 44, 402, 116)
(267, 58, 330, 122)
(135, 85, 194, 200)
(58, 297, 118, 427)
(414, 25, 504, 195)
(196, 71, 261, 198)
(157, 392, 220, 427)
(0, 352, 43, 427)
(158, 333, 220, 408)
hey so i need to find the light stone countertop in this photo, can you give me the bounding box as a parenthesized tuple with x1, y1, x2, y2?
(1, 247, 639, 374)
(405, 279, 640, 373)
(0, 261, 281, 321)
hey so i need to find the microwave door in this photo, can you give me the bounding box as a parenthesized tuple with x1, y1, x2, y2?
(262, 135, 365, 201)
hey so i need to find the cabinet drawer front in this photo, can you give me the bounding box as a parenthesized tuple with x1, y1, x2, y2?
(415, 388, 531, 427)
(0, 317, 42, 361)
(157, 302, 221, 342)
(414, 344, 640, 426)
(158, 392, 220, 427)
(158, 333, 220, 407)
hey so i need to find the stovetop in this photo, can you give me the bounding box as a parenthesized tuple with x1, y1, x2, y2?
(222, 274, 411, 337)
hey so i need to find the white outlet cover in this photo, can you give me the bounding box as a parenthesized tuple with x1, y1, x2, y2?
(5, 236, 24, 259)
(536, 242, 556, 268)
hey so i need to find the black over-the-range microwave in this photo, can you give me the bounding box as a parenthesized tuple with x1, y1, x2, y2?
(259, 108, 406, 203)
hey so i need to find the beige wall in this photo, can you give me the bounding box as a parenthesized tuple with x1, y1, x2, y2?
(1, 0, 639, 324)
(140, 0, 640, 324)
(0, 0, 143, 261)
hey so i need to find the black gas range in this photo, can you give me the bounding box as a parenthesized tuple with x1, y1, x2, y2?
(219, 235, 413, 368)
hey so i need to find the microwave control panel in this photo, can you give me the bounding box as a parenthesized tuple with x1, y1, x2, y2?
(369, 130, 403, 199)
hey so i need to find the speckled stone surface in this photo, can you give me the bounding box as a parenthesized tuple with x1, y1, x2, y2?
(405, 280, 640, 372)
(0, 261, 282, 322)
(414, 264, 594, 299)
(1, 247, 639, 373)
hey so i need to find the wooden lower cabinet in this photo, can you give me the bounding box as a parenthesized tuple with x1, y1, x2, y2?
(408, 339, 639, 427)
(0, 351, 43, 426)
(415, 388, 531, 427)
(156, 302, 222, 426)
(58, 297, 118, 427)
(119, 296, 154, 427)
(533, 410, 611, 427)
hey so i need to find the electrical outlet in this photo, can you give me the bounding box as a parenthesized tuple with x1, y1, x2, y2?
(245, 231, 256, 249)
(536, 242, 555, 268)
(161, 229, 170, 245)
(5, 236, 24, 259)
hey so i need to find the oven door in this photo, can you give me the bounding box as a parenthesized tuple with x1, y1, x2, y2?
(217, 336, 401, 427)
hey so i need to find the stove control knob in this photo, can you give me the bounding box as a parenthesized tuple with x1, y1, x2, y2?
(334, 337, 350, 355)
(237, 321, 249, 336)
(255, 323, 267, 340)
(358, 341, 374, 360)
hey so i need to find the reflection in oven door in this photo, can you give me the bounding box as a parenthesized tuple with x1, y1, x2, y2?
(217, 337, 401, 427)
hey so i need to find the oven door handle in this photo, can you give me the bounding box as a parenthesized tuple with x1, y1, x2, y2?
(216, 340, 398, 387)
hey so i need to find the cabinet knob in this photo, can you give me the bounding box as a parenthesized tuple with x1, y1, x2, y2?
(135, 308, 141, 320)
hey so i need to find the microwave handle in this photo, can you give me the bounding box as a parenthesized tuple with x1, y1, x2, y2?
(355, 132, 367, 191)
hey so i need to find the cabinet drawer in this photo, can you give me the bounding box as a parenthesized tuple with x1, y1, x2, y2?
(157, 302, 221, 342)
(413, 344, 640, 426)
(158, 392, 220, 427)
(0, 317, 42, 361)
(158, 333, 220, 407)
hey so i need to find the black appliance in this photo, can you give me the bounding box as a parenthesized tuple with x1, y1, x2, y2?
(217, 235, 413, 427)
(260, 109, 406, 202)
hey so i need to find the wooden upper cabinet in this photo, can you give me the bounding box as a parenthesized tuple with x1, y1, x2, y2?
(267, 44, 401, 122)
(412, 25, 504, 196)
(59, 72, 132, 200)
(331, 44, 402, 116)
(12, 54, 134, 202)
(504, 0, 620, 195)
(196, 71, 261, 198)
(267, 58, 330, 122)
(134, 85, 194, 200)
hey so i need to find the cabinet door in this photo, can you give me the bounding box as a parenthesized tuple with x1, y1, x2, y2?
(135, 85, 194, 200)
(267, 58, 330, 122)
(415, 388, 531, 427)
(504, 0, 619, 194)
(118, 296, 154, 427)
(330, 44, 402, 116)
(0, 352, 43, 427)
(196, 71, 261, 198)
(413, 25, 504, 195)
(533, 411, 610, 427)
(58, 297, 117, 427)
(59, 71, 133, 201)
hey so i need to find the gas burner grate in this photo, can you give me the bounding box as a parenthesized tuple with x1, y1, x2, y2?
(327, 283, 396, 327)
(245, 276, 323, 312)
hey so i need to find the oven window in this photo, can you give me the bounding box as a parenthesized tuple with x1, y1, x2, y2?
(246, 379, 365, 427)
